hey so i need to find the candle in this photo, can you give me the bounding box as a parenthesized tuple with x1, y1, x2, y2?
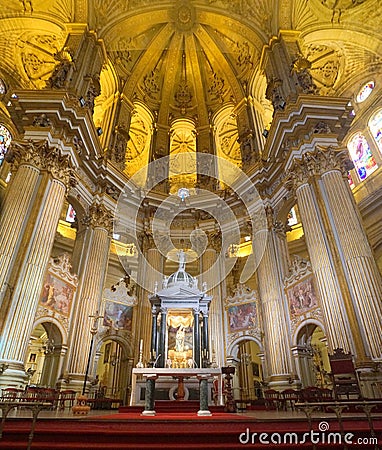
(139, 339, 143, 353)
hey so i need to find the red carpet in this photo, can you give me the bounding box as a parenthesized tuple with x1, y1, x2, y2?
(0, 413, 381, 449)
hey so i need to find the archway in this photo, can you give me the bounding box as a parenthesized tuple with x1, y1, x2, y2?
(94, 338, 133, 405)
(296, 323, 331, 388)
(228, 337, 263, 403)
(25, 321, 64, 388)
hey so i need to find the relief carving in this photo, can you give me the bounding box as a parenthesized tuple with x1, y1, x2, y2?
(291, 54, 319, 95)
(47, 48, 74, 89)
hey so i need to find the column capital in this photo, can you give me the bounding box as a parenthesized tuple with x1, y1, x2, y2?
(286, 145, 349, 191)
(7, 139, 76, 189)
(83, 203, 114, 233)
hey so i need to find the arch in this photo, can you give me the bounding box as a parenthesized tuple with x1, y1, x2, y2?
(95, 332, 133, 357)
(32, 316, 67, 347)
(227, 334, 263, 359)
(294, 319, 326, 347)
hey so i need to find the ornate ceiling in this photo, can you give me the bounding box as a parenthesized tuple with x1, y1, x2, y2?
(0, 0, 381, 161)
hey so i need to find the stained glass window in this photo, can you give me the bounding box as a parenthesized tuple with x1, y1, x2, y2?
(347, 133, 377, 181)
(65, 204, 76, 223)
(0, 125, 12, 166)
(287, 207, 298, 226)
(369, 109, 382, 154)
(356, 81, 374, 103)
(348, 172, 355, 189)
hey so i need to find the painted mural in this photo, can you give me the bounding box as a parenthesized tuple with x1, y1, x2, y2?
(286, 275, 318, 316)
(227, 302, 257, 332)
(40, 273, 74, 316)
(103, 301, 133, 331)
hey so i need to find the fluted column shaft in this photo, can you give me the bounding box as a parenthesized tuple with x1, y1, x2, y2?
(295, 183, 355, 352)
(65, 204, 112, 380)
(0, 163, 40, 309)
(0, 141, 73, 387)
(0, 178, 67, 364)
(320, 169, 382, 359)
(254, 214, 294, 385)
(288, 146, 376, 363)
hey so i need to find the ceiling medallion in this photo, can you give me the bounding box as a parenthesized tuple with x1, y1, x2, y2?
(173, 1, 196, 31)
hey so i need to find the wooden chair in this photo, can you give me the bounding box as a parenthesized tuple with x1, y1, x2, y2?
(1, 387, 23, 401)
(58, 390, 77, 410)
(328, 348, 362, 400)
(281, 388, 300, 410)
(301, 386, 322, 402)
(264, 389, 280, 410)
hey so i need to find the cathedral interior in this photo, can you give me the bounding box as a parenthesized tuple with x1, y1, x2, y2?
(0, 0, 382, 406)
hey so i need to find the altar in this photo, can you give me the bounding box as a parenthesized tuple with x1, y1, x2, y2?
(130, 368, 223, 416)
(131, 252, 221, 415)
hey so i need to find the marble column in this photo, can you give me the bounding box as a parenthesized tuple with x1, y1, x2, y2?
(321, 154, 382, 360)
(193, 308, 200, 368)
(202, 312, 209, 367)
(142, 375, 157, 416)
(0, 141, 74, 387)
(158, 307, 167, 368)
(63, 203, 112, 391)
(197, 375, 211, 416)
(288, 148, 368, 363)
(150, 306, 158, 362)
(0, 141, 42, 311)
(254, 207, 296, 389)
(298, 146, 382, 361)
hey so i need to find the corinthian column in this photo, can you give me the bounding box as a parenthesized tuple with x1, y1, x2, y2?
(313, 146, 382, 360)
(0, 142, 41, 310)
(0, 141, 74, 387)
(287, 152, 367, 363)
(63, 203, 112, 391)
(254, 207, 296, 389)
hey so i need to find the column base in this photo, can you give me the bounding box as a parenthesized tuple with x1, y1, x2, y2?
(197, 410, 212, 416)
(141, 410, 156, 416)
(0, 366, 28, 390)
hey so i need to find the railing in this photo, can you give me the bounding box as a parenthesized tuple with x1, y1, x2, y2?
(0, 400, 53, 450)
